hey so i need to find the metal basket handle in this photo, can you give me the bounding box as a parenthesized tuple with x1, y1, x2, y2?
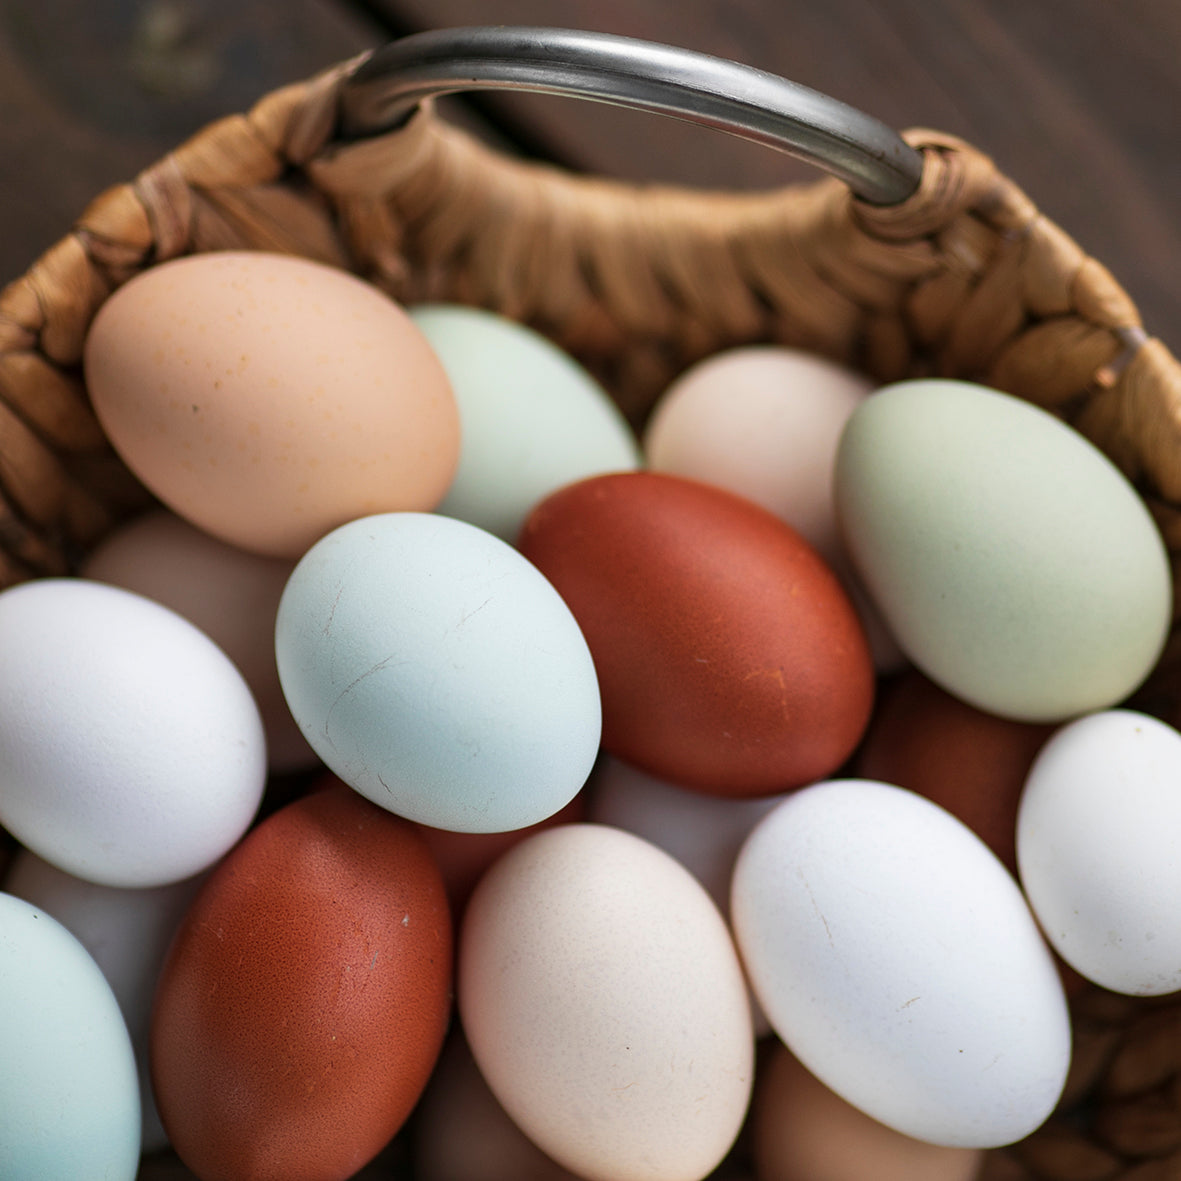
(340, 26, 924, 206)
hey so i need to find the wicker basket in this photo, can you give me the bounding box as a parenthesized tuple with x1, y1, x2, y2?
(3, 27, 1181, 1181)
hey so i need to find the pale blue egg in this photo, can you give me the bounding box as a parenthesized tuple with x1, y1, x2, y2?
(0, 891, 140, 1179)
(408, 304, 640, 542)
(275, 512, 602, 833)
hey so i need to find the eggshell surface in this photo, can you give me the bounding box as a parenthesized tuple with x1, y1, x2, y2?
(459, 823, 754, 1181)
(83, 251, 459, 558)
(0, 578, 266, 887)
(408, 303, 640, 541)
(752, 1040, 984, 1181)
(150, 785, 452, 1181)
(1017, 709, 1181, 995)
(517, 471, 874, 795)
(0, 891, 141, 1180)
(855, 670, 1054, 873)
(834, 379, 1171, 721)
(731, 779, 1071, 1148)
(4, 851, 204, 1152)
(644, 345, 872, 562)
(82, 508, 314, 771)
(275, 512, 601, 833)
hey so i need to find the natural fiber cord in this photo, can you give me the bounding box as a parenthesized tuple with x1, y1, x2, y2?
(3, 48, 1181, 1181)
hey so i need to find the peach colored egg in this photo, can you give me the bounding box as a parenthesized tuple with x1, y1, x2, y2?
(83, 252, 459, 559)
(518, 471, 875, 796)
(753, 1040, 984, 1181)
(150, 784, 452, 1181)
(82, 508, 315, 772)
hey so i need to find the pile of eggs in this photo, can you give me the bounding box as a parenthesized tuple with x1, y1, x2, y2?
(0, 248, 1175, 1181)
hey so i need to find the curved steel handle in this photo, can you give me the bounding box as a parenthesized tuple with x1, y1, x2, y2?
(340, 26, 924, 206)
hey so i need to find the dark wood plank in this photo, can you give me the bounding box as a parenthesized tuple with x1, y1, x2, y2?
(0, 0, 381, 285)
(358, 0, 1181, 345)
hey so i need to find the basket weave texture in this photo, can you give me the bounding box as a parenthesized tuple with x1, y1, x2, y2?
(3, 49, 1181, 1181)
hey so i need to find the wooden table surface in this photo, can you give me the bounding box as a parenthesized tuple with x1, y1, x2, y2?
(3, 0, 1180, 350)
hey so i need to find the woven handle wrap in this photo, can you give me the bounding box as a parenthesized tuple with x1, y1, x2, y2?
(1, 34, 1181, 1179)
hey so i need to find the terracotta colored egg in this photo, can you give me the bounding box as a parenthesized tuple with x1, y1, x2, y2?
(517, 471, 875, 796)
(854, 669, 1054, 874)
(150, 785, 452, 1181)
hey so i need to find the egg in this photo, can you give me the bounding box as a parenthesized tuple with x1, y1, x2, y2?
(0, 891, 141, 1179)
(731, 779, 1071, 1148)
(408, 303, 640, 541)
(752, 1039, 985, 1181)
(459, 823, 754, 1181)
(1017, 709, 1181, 995)
(0, 578, 266, 887)
(413, 1031, 581, 1181)
(4, 851, 204, 1152)
(644, 345, 873, 564)
(150, 784, 452, 1181)
(834, 379, 1171, 721)
(586, 755, 784, 917)
(854, 669, 1054, 873)
(83, 251, 460, 559)
(643, 345, 905, 673)
(275, 512, 601, 833)
(82, 508, 315, 772)
(517, 471, 875, 795)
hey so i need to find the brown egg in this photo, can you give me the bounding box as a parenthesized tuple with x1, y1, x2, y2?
(517, 471, 874, 796)
(854, 669, 1054, 874)
(150, 784, 453, 1181)
(753, 1039, 984, 1181)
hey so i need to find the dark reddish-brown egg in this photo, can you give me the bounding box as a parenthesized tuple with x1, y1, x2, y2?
(854, 668, 1054, 874)
(150, 784, 453, 1181)
(517, 471, 875, 796)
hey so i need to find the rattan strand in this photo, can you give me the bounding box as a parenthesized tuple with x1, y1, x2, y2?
(2, 51, 1181, 1181)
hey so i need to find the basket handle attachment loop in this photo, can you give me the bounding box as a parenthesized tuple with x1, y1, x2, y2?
(339, 26, 924, 207)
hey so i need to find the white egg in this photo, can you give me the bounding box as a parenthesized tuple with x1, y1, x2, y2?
(4, 850, 204, 1152)
(1017, 709, 1181, 995)
(275, 512, 601, 833)
(0, 891, 141, 1178)
(408, 304, 640, 542)
(731, 779, 1071, 1149)
(0, 579, 267, 888)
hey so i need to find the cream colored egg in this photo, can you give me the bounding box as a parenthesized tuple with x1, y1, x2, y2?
(459, 823, 754, 1181)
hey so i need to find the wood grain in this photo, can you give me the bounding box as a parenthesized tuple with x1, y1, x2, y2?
(0, 0, 379, 284)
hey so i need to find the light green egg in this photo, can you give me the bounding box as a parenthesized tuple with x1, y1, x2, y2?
(408, 304, 640, 541)
(834, 379, 1171, 722)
